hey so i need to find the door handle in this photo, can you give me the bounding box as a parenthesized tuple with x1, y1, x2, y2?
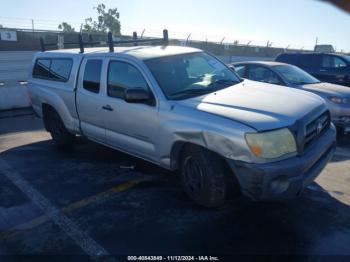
(102, 105, 114, 111)
(320, 69, 327, 72)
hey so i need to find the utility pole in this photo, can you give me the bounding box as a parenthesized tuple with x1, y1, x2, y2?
(141, 29, 145, 39)
(31, 19, 34, 33)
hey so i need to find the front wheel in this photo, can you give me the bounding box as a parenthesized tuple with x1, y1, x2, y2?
(180, 145, 228, 208)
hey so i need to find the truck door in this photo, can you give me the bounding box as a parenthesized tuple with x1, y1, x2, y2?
(102, 59, 159, 161)
(319, 54, 348, 85)
(298, 54, 322, 80)
(76, 58, 106, 143)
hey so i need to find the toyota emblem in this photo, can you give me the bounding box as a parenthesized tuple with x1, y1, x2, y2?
(316, 121, 323, 134)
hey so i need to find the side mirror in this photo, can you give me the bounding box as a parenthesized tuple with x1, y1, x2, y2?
(124, 88, 151, 103)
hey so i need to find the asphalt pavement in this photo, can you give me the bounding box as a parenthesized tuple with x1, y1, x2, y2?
(0, 114, 350, 261)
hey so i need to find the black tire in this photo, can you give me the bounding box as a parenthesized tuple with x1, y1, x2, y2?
(47, 109, 74, 147)
(180, 145, 228, 208)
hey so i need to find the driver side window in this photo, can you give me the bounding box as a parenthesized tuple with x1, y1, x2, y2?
(322, 55, 347, 68)
(248, 65, 282, 85)
(107, 61, 148, 99)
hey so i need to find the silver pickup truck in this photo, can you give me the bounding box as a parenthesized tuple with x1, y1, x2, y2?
(28, 39, 336, 207)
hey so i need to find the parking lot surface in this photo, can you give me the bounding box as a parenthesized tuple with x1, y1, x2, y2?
(0, 114, 350, 261)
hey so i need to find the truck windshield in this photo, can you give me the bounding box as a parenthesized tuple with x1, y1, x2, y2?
(145, 52, 241, 100)
(273, 64, 320, 85)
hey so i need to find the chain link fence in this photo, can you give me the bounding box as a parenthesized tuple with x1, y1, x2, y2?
(0, 27, 317, 60)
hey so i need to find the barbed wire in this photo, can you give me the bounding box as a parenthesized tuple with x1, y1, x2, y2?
(0, 16, 347, 52)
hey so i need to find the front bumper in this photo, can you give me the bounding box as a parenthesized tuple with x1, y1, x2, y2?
(329, 104, 350, 132)
(227, 126, 336, 200)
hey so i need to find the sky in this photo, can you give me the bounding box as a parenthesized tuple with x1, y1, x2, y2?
(1, 0, 350, 51)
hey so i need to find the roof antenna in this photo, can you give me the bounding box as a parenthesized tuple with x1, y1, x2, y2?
(78, 34, 84, 53)
(133, 32, 138, 46)
(40, 37, 45, 52)
(108, 32, 114, 52)
(163, 29, 169, 45)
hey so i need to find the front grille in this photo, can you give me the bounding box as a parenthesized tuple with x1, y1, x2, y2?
(304, 111, 330, 149)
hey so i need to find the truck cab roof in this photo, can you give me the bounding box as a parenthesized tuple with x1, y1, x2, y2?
(36, 45, 202, 60)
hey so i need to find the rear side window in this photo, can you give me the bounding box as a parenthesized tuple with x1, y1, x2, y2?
(33, 58, 72, 82)
(107, 61, 148, 99)
(33, 59, 51, 78)
(83, 60, 102, 93)
(50, 59, 72, 81)
(276, 54, 298, 65)
(299, 54, 321, 68)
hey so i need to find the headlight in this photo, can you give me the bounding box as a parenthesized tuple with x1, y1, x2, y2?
(245, 128, 297, 159)
(329, 96, 344, 104)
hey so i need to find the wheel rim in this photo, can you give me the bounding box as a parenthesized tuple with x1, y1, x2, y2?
(183, 156, 204, 197)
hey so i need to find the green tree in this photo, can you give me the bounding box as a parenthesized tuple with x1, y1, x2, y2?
(0, 24, 3, 28)
(58, 22, 75, 32)
(82, 18, 98, 33)
(83, 4, 121, 35)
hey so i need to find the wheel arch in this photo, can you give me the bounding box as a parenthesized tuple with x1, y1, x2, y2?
(42, 103, 57, 131)
(170, 141, 229, 171)
(170, 140, 241, 191)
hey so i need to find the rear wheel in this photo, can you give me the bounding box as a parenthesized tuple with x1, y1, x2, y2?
(46, 109, 74, 147)
(180, 145, 228, 208)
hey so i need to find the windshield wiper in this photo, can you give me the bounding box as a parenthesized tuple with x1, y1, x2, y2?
(298, 81, 321, 85)
(169, 88, 217, 98)
(169, 80, 241, 99)
(208, 79, 241, 87)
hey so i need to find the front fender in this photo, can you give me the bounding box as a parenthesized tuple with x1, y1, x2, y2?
(156, 119, 254, 169)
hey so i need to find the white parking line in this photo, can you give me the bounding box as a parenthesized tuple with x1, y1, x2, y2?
(0, 159, 115, 261)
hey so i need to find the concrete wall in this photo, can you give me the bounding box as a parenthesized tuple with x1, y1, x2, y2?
(217, 55, 274, 64)
(0, 51, 36, 110)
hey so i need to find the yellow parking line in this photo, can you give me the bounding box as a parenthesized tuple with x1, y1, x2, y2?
(0, 176, 152, 240)
(62, 176, 150, 213)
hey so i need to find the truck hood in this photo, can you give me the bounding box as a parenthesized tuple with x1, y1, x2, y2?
(177, 80, 326, 131)
(300, 82, 350, 98)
